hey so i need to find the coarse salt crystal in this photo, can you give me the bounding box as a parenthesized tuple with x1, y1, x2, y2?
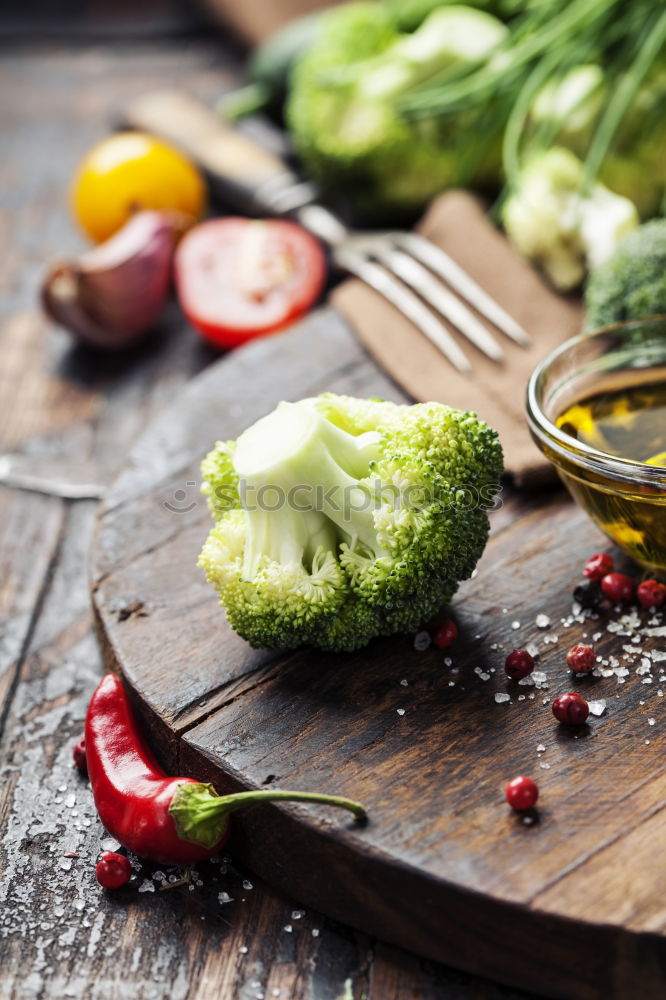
(400, 679, 408, 686)
(536, 744, 546, 753)
(535, 614, 550, 629)
(396, 708, 405, 716)
(414, 631, 431, 651)
(648, 717, 655, 726)
(494, 693, 510, 704)
(218, 892, 233, 904)
(588, 699, 606, 717)
(239, 946, 248, 954)
(284, 924, 293, 933)
(138, 880, 155, 893)
(511, 621, 521, 630)
(539, 762, 551, 769)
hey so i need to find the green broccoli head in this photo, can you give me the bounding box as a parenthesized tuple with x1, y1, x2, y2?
(286, 3, 508, 218)
(198, 394, 502, 652)
(584, 219, 666, 330)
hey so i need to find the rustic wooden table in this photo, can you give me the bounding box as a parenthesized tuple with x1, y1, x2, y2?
(0, 12, 537, 999)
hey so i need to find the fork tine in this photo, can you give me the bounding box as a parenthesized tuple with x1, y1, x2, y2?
(374, 246, 504, 363)
(336, 249, 472, 374)
(396, 232, 531, 348)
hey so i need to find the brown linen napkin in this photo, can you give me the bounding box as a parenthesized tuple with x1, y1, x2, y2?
(331, 191, 584, 489)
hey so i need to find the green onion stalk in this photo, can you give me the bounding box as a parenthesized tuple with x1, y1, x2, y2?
(398, 0, 666, 194)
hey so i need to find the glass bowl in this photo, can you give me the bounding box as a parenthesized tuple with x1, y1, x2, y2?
(526, 316, 666, 575)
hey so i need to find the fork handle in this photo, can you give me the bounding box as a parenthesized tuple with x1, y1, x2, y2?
(119, 90, 317, 217)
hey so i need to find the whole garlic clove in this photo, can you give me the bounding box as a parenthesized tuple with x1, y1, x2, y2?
(42, 211, 180, 349)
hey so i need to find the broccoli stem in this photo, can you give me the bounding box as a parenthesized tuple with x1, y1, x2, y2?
(233, 401, 384, 581)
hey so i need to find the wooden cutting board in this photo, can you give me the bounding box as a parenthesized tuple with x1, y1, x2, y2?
(91, 309, 666, 1000)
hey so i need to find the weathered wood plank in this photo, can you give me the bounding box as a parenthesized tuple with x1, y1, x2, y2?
(0, 489, 64, 722)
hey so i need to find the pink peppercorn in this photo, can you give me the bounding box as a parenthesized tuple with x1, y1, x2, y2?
(566, 644, 596, 674)
(505, 776, 539, 811)
(583, 553, 613, 581)
(73, 737, 87, 772)
(433, 619, 458, 650)
(552, 692, 589, 725)
(637, 579, 666, 609)
(601, 572, 635, 605)
(95, 851, 131, 890)
(504, 649, 534, 680)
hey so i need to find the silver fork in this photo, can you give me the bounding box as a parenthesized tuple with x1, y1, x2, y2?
(122, 91, 530, 374)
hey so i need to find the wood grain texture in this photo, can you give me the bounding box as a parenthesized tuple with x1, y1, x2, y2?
(0, 31, 534, 1000)
(92, 312, 666, 999)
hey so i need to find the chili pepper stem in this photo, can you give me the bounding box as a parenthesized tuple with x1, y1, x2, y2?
(169, 782, 366, 850)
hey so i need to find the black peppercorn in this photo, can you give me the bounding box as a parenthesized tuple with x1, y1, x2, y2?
(573, 579, 602, 609)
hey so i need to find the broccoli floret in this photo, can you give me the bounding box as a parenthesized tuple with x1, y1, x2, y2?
(528, 62, 666, 220)
(286, 3, 508, 218)
(584, 220, 666, 329)
(198, 394, 502, 652)
(502, 148, 639, 291)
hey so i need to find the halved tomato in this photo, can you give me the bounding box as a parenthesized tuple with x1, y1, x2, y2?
(174, 218, 327, 349)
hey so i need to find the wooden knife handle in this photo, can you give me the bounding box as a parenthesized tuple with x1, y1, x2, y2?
(119, 90, 308, 216)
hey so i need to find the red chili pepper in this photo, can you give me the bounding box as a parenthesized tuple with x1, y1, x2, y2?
(85, 674, 366, 865)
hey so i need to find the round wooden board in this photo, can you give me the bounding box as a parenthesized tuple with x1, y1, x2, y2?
(92, 308, 666, 1000)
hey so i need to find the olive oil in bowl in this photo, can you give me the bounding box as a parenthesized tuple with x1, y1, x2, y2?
(527, 318, 666, 577)
(555, 381, 666, 573)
